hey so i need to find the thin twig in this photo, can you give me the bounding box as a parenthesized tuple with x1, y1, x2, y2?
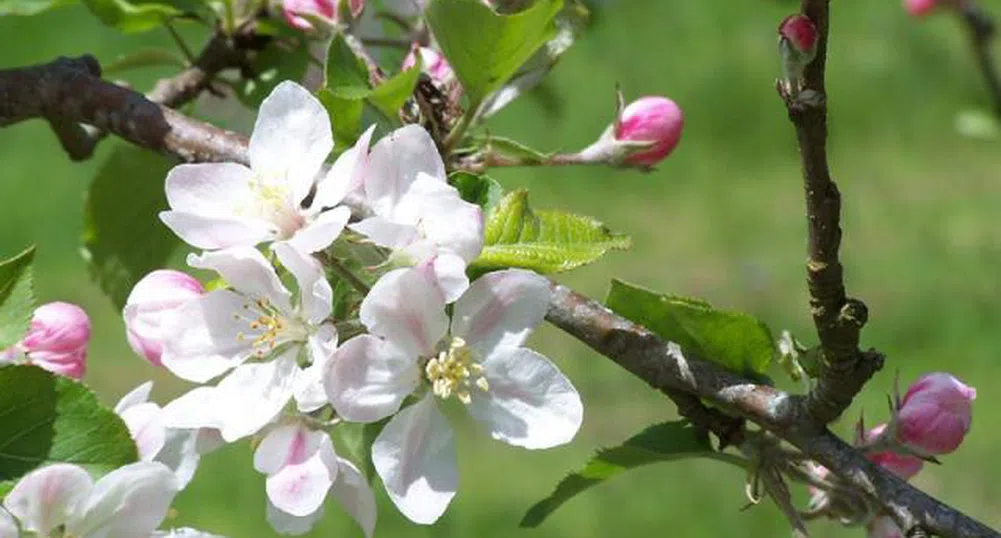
(955, 0, 1001, 120)
(780, 0, 883, 426)
(318, 252, 370, 295)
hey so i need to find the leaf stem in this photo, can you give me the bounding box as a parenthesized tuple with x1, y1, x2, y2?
(320, 252, 370, 295)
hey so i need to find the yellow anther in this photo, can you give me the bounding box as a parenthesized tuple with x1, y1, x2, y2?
(425, 337, 489, 404)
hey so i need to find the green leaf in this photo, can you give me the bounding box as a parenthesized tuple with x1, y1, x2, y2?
(450, 171, 504, 214)
(0, 365, 138, 482)
(82, 144, 179, 309)
(521, 421, 744, 527)
(319, 89, 365, 149)
(0, 480, 11, 498)
(605, 280, 776, 376)
(0, 0, 75, 16)
(80, 0, 192, 32)
(331, 419, 387, 481)
(0, 246, 35, 350)
(236, 33, 310, 109)
(471, 189, 630, 274)
(325, 34, 372, 96)
(471, 134, 550, 164)
(426, 0, 563, 106)
(367, 64, 422, 119)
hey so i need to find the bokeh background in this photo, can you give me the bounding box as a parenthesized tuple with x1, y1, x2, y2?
(1, 0, 999, 536)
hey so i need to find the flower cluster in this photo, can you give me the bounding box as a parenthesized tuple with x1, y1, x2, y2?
(99, 81, 583, 535)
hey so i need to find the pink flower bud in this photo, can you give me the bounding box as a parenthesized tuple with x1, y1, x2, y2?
(868, 516, 905, 538)
(282, 0, 337, 30)
(402, 45, 455, 86)
(904, 0, 939, 17)
(16, 302, 90, 379)
(778, 14, 819, 58)
(614, 96, 685, 167)
(863, 424, 924, 479)
(896, 372, 975, 455)
(124, 270, 204, 367)
(348, 0, 364, 17)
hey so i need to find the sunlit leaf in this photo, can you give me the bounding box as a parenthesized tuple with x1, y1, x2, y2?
(0, 246, 35, 350)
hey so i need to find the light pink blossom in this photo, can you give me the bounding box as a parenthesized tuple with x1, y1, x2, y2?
(896, 372, 976, 455)
(904, 0, 940, 17)
(2, 301, 91, 379)
(125, 270, 205, 367)
(283, 0, 336, 30)
(863, 424, 924, 479)
(614, 97, 685, 167)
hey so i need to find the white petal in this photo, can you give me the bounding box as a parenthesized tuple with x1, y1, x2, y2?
(160, 387, 220, 431)
(250, 81, 333, 205)
(212, 353, 299, 442)
(419, 253, 469, 304)
(3, 464, 93, 535)
(359, 268, 447, 358)
(313, 125, 375, 209)
(393, 173, 483, 262)
(257, 426, 337, 517)
(324, 335, 419, 422)
(330, 457, 377, 538)
(187, 247, 293, 313)
(160, 290, 255, 383)
(114, 381, 153, 414)
(468, 348, 582, 449)
(119, 402, 167, 461)
(372, 396, 456, 524)
(272, 242, 332, 324)
(68, 462, 178, 538)
(349, 216, 419, 250)
(0, 508, 18, 538)
(155, 428, 203, 489)
(159, 211, 274, 250)
(164, 162, 255, 217)
(365, 125, 445, 217)
(266, 498, 324, 536)
(295, 325, 338, 412)
(285, 206, 351, 255)
(452, 269, 550, 356)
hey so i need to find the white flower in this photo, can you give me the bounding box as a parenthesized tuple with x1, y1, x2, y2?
(159, 244, 336, 442)
(114, 382, 224, 489)
(351, 125, 484, 302)
(254, 421, 376, 536)
(324, 266, 582, 523)
(159, 81, 372, 257)
(2, 462, 192, 538)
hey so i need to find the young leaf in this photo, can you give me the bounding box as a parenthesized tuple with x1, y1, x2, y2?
(605, 280, 776, 376)
(319, 89, 365, 148)
(80, 0, 195, 32)
(0, 246, 35, 350)
(450, 171, 504, 214)
(367, 64, 422, 119)
(521, 421, 745, 527)
(426, 0, 563, 106)
(471, 189, 630, 274)
(325, 34, 372, 96)
(236, 32, 310, 108)
(102, 47, 187, 75)
(0, 365, 138, 482)
(322, 36, 421, 124)
(471, 134, 551, 164)
(82, 144, 179, 309)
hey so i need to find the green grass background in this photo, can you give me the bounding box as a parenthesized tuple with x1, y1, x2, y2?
(2, 0, 1000, 536)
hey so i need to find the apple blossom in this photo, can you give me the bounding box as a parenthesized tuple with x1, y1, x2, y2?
(254, 421, 376, 536)
(1, 462, 192, 538)
(862, 424, 924, 480)
(0, 301, 90, 379)
(896, 372, 976, 455)
(158, 245, 336, 442)
(124, 269, 205, 367)
(325, 266, 583, 523)
(159, 81, 370, 258)
(351, 125, 483, 302)
(114, 382, 223, 489)
(402, 46, 455, 87)
(576, 94, 684, 169)
(778, 14, 818, 94)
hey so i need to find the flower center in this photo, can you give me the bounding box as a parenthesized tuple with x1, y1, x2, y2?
(234, 298, 306, 358)
(244, 175, 306, 239)
(425, 337, 489, 404)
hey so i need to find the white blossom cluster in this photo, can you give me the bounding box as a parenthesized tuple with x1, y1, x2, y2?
(0, 81, 583, 538)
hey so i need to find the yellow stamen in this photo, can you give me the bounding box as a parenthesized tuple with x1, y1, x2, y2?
(425, 337, 489, 404)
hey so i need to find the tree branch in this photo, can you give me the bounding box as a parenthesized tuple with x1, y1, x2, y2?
(0, 53, 996, 538)
(955, 0, 1001, 120)
(780, 0, 883, 426)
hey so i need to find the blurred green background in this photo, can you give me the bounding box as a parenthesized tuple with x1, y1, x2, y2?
(1, 0, 999, 536)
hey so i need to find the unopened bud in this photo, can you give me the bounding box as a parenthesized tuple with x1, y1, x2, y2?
(862, 424, 925, 479)
(580, 93, 684, 169)
(904, 0, 940, 17)
(124, 270, 205, 367)
(402, 45, 455, 86)
(895, 372, 975, 455)
(2, 302, 91, 379)
(282, 0, 337, 30)
(778, 14, 819, 94)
